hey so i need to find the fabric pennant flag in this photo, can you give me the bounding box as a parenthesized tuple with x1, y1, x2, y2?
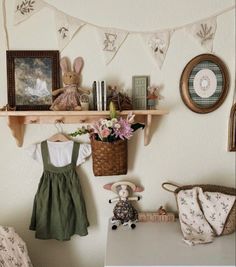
(55, 10, 85, 50)
(187, 17, 217, 52)
(14, 0, 46, 25)
(96, 28, 128, 65)
(141, 31, 172, 69)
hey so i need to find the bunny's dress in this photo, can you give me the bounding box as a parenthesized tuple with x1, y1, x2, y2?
(29, 141, 90, 240)
(51, 85, 81, 111)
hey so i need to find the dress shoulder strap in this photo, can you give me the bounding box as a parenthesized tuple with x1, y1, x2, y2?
(41, 141, 50, 168)
(71, 142, 80, 166)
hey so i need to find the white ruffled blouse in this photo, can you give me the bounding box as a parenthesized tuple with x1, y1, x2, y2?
(26, 140, 91, 167)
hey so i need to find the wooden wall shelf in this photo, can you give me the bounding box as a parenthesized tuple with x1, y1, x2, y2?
(0, 109, 169, 147)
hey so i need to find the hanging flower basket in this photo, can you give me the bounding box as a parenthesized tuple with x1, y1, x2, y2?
(70, 102, 145, 176)
(90, 137, 127, 176)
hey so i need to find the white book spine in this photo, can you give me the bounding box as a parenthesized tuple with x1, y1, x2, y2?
(99, 81, 102, 111)
(96, 80, 100, 111)
(103, 81, 107, 111)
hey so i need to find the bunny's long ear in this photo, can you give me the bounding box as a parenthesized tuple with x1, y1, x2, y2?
(134, 186, 144, 192)
(103, 183, 113, 191)
(60, 57, 71, 73)
(73, 57, 84, 74)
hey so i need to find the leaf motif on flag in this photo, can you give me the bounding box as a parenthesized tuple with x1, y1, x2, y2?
(186, 18, 217, 52)
(54, 10, 85, 50)
(14, 0, 45, 24)
(58, 27, 69, 39)
(196, 23, 214, 45)
(16, 0, 35, 15)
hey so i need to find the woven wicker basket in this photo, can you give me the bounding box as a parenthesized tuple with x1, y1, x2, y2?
(90, 138, 127, 176)
(162, 182, 236, 235)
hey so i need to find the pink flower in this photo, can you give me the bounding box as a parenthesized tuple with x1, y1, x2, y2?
(100, 127, 111, 139)
(113, 117, 133, 140)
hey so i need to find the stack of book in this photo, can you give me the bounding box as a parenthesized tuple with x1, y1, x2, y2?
(92, 80, 107, 111)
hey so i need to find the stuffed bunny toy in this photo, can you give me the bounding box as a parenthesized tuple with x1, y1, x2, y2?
(104, 181, 144, 230)
(50, 57, 90, 111)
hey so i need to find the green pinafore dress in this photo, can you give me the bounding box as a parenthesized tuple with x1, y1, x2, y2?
(30, 141, 89, 241)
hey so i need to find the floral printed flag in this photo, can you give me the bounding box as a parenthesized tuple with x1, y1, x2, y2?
(54, 11, 85, 50)
(96, 28, 128, 64)
(187, 17, 217, 52)
(141, 30, 172, 69)
(14, 0, 46, 25)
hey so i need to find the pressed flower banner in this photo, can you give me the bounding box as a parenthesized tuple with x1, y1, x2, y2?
(8, 1, 235, 63)
(141, 31, 172, 69)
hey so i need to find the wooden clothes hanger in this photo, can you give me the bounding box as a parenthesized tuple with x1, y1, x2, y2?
(47, 121, 71, 142)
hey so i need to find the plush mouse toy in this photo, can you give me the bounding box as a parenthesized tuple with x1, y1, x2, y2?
(50, 57, 90, 111)
(104, 181, 144, 230)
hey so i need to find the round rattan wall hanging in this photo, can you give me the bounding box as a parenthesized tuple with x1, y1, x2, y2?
(180, 54, 229, 114)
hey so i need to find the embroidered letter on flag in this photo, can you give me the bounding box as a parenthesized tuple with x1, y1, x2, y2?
(96, 28, 128, 64)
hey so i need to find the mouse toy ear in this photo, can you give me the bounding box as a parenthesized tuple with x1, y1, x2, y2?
(103, 183, 113, 191)
(73, 57, 84, 74)
(134, 186, 144, 192)
(60, 57, 71, 73)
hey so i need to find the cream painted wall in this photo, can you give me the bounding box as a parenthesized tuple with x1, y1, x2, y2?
(0, 0, 235, 266)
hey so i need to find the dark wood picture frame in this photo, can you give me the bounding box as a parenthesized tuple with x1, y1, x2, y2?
(7, 50, 60, 110)
(228, 102, 236, 152)
(180, 54, 229, 114)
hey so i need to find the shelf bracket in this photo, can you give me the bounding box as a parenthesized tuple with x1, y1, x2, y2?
(8, 116, 25, 147)
(144, 114, 152, 146)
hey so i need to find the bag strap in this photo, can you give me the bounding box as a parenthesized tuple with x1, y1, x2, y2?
(162, 182, 180, 193)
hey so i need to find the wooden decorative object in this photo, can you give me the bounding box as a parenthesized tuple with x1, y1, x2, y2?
(180, 54, 229, 113)
(0, 110, 169, 147)
(90, 138, 127, 176)
(228, 103, 236, 152)
(7, 50, 60, 111)
(132, 76, 149, 110)
(138, 212, 175, 222)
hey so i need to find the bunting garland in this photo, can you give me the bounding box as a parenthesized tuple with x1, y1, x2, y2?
(4, 1, 235, 66)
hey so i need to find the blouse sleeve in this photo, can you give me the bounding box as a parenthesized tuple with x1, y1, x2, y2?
(25, 143, 42, 163)
(77, 143, 92, 166)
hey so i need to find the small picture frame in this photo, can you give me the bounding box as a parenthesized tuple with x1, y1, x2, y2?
(132, 76, 149, 110)
(7, 50, 60, 110)
(180, 54, 229, 114)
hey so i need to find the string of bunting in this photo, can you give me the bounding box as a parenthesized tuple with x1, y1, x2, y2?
(2, 0, 235, 68)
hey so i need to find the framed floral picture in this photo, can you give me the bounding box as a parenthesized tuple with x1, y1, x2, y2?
(180, 54, 229, 114)
(7, 50, 60, 110)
